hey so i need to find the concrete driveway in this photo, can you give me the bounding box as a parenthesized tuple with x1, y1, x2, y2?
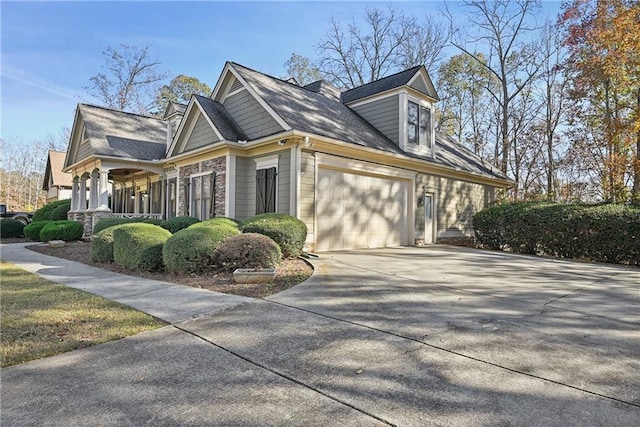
(2, 245, 639, 426)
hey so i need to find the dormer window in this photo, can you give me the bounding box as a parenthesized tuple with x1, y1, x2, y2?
(407, 100, 431, 148)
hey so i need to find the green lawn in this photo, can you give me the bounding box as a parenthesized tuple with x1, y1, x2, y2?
(0, 261, 167, 367)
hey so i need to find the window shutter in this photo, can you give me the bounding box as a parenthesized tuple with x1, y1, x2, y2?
(256, 169, 267, 214)
(209, 173, 216, 218)
(266, 167, 276, 213)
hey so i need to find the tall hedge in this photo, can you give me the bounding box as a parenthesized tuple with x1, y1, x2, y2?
(240, 213, 307, 257)
(32, 199, 71, 222)
(113, 223, 172, 271)
(473, 203, 640, 266)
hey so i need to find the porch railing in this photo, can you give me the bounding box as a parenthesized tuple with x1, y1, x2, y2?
(109, 213, 163, 220)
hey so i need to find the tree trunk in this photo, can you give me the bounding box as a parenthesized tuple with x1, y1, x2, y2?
(633, 88, 640, 203)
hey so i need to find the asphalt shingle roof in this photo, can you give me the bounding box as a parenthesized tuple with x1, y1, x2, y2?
(340, 66, 423, 104)
(194, 95, 248, 142)
(79, 104, 167, 161)
(231, 63, 507, 182)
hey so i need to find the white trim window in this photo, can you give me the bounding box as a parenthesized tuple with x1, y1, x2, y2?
(407, 100, 432, 148)
(190, 172, 215, 220)
(254, 155, 278, 214)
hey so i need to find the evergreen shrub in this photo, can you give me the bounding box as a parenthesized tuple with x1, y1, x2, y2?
(113, 223, 171, 271)
(214, 233, 282, 272)
(240, 213, 307, 257)
(23, 221, 52, 241)
(39, 220, 83, 242)
(163, 224, 240, 274)
(0, 219, 25, 238)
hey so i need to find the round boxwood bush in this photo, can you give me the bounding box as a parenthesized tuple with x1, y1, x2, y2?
(160, 216, 200, 234)
(93, 217, 134, 234)
(49, 199, 72, 221)
(113, 223, 172, 272)
(189, 217, 239, 230)
(0, 219, 25, 238)
(39, 220, 83, 242)
(240, 213, 307, 257)
(214, 233, 282, 272)
(163, 225, 240, 274)
(90, 224, 129, 263)
(32, 199, 71, 222)
(23, 221, 52, 241)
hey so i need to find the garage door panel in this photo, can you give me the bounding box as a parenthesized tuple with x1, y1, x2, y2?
(317, 168, 408, 251)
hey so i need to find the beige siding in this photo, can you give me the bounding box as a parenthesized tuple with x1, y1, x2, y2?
(183, 112, 219, 152)
(233, 150, 291, 220)
(415, 173, 496, 238)
(234, 156, 253, 220)
(351, 95, 399, 145)
(223, 90, 283, 139)
(299, 150, 315, 243)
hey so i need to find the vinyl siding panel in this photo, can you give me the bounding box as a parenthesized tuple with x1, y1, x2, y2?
(351, 95, 399, 145)
(299, 150, 315, 244)
(234, 150, 290, 220)
(277, 151, 290, 214)
(76, 141, 92, 163)
(223, 90, 283, 139)
(183, 112, 219, 152)
(234, 156, 253, 220)
(415, 173, 496, 238)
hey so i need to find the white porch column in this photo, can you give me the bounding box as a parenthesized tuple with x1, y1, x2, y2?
(71, 176, 80, 212)
(88, 171, 98, 210)
(95, 169, 111, 212)
(78, 174, 89, 211)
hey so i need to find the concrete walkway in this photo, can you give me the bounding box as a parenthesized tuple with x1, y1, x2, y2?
(0, 242, 251, 323)
(1, 243, 639, 426)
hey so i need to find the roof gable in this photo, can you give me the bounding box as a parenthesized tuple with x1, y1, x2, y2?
(341, 65, 438, 104)
(65, 104, 167, 170)
(43, 150, 72, 190)
(167, 95, 247, 157)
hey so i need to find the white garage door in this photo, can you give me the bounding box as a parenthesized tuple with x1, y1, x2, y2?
(316, 168, 408, 251)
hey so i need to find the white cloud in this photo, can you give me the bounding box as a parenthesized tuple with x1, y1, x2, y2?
(1, 65, 81, 101)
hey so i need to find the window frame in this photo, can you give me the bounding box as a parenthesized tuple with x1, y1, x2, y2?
(190, 171, 214, 221)
(406, 99, 432, 149)
(254, 154, 279, 215)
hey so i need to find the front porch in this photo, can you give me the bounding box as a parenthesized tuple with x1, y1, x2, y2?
(67, 165, 167, 237)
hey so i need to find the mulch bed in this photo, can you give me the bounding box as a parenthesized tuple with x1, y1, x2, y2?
(25, 240, 313, 299)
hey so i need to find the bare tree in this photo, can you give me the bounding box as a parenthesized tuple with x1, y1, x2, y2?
(448, 0, 546, 178)
(85, 44, 168, 114)
(397, 14, 450, 75)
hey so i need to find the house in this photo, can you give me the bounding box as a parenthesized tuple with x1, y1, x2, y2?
(62, 62, 510, 250)
(42, 150, 73, 203)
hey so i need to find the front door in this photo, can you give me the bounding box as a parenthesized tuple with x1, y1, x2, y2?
(424, 193, 434, 244)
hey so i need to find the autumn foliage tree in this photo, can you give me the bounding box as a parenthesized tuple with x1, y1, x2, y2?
(560, 0, 640, 202)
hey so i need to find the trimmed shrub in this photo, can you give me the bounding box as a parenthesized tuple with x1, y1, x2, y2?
(140, 218, 164, 227)
(39, 220, 83, 242)
(90, 224, 129, 263)
(214, 233, 282, 272)
(49, 200, 72, 221)
(189, 217, 239, 230)
(23, 221, 53, 241)
(473, 202, 640, 266)
(113, 223, 172, 272)
(32, 199, 71, 222)
(163, 225, 240, 274)
(93, 217, 133, 234)
(0, 219, 25, 238)
(240, 213, 307, 257)
(160, 216, 200, 234)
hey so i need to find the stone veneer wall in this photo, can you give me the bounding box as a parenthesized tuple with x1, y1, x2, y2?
(178, 157, 226, 217)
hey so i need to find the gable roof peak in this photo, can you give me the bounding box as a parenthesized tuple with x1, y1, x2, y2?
(340, 65, 438, 104)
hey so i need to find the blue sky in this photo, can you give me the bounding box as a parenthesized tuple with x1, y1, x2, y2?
(1, 1, 562, 147)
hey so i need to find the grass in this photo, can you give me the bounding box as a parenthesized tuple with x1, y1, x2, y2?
(0, 261, 167, 367)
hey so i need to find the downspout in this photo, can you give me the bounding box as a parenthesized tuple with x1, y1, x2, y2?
(290, 138, 304, 218)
